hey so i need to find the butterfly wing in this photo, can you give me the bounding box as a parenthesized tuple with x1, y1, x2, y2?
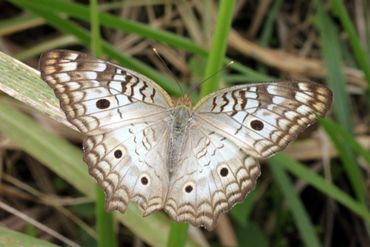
(164, 122, 260, 230)
(193, 81, 332, 158)
(84, 121, 169, 214)
(40, 50, 173, 135)
(164, 81, 331, 229)
(40, 50, 173, 214)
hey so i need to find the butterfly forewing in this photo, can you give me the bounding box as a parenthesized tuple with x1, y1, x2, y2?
(194, 81, 332, 158)
(40, 50, 173, 135)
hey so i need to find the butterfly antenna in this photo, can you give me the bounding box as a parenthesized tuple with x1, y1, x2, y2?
(198, 60, 234, 86)
(152, 47, 184, 95)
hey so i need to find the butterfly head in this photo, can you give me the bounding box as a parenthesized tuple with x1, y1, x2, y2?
(174, 95, 192, 108)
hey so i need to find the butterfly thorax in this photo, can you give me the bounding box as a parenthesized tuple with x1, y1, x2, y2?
(167, 102, 192, 175)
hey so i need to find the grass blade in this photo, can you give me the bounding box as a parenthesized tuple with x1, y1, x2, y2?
(96, 187, 116, 247)
(167, 223, 189, 247)
(90, 0, 102, 56)
(0, 227, 58, 247)
(15, 35, 79, 61)
(89, 1, 117, 246)
(0, 100, 94, 196)
(319, 117, 370, 165)
(229, 191, 256, 227)
(0, 14, 44, 36)
(332, 0, 370, 89)
(269, 161, 321, 247)
(316, 1, 353, 133)
(315, 0, 365, 202)
(272, 154, 370, 222)
(257, 0, 283, 73)
(200, 0, 236, 97)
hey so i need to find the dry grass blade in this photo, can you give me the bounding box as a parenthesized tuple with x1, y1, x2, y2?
(0, 201, 80, 247)
(229, 30, 367, 88)
(0, 51, 74, 130)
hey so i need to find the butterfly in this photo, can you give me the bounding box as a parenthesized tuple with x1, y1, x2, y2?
(39, 50, 332, 230)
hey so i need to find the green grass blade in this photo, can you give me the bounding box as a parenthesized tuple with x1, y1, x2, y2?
(90, 0, 102, 56)
(316, 1, 353, 133)
(167, 223, 189, 247)
(89, 1, 117, 246)
(315, 0, 365, 202)
(230, 61, 273, 81)
(319, 117, 370, 165)
(272, 154, 370, 222)
(332, 0, 370, 89)
(229, 191, 256, 227)
(0, 227, 58, 247)
(96, 187, 116, 247)
(259, 0, 283, 47)
(257, 0, 283, 73)
(269, 161, 321, 247)
(200, 0, 236, 97)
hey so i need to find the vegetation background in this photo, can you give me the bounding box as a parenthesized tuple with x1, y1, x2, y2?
(0, 0, 369, 246)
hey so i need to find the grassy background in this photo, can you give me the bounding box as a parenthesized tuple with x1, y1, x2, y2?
(0, 0, 369, 246)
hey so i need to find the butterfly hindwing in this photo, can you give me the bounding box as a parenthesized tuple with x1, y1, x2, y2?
(164, 124, 260, 230)
(84, 120, 169, 215)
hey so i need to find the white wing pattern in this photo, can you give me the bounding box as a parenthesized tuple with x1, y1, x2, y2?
(40, 50, 332, 230)
(40, 50, 172, 214)
(40, 50, 172, 135)
(84, 121, 169, 215)
(194, 82, 332, 158)
(164, 124, 260, 229)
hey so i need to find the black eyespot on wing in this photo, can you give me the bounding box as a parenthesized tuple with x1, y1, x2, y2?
(185, 185, 193, 193)
(141, 176, 148, 185)
(220, 167, 229, 177)
(250, 119, 264, 131)
(114, 149, 122, 159)
(96, 99, 110, 109)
